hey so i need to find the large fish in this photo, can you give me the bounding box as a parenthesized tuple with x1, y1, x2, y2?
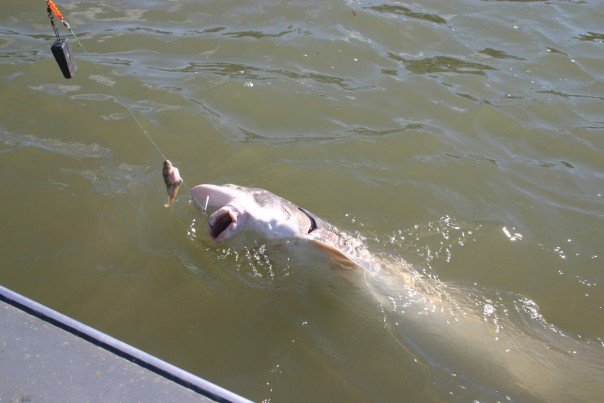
(190, 183, 604, 401)
(190, 184, 368, 269)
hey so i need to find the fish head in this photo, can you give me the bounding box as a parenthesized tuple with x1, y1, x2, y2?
(191, 183, 312, 242)
(190, 183, 362, 268)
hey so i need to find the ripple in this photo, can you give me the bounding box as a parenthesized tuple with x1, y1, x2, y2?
(444, 152, 500, 168)
(62, 163, 150, 197)
(578, 32, 604, 43)
(387, 53, 496, 75)
(152, 62, 368, 90)
(0, 130, 112, 160)
(538, 89, 604, 101)
(367, 4, 447, 24)
(28, 84, 82, 96)
(223, 28, 295, 39)
(0, 50, 42, 63)
(478, 48, 524, 61)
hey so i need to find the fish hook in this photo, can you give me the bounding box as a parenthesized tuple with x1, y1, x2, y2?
(202, 195, 210, 214)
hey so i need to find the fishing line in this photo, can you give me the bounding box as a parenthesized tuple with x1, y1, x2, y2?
(67, 29, 171, 163)
(45, 1, 207, 210)
(47, 0, 168, 161)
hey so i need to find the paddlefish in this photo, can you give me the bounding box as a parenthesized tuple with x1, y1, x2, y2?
(189, 183, 604, 401)
(190, 183, 368, 269)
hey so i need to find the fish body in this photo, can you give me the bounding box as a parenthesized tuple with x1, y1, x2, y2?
(189, 184, 604, 401)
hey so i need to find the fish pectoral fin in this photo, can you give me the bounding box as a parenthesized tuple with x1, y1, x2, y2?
(308, 240, 362, 270)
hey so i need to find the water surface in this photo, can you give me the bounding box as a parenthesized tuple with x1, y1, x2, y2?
(1, 0, 603, 401)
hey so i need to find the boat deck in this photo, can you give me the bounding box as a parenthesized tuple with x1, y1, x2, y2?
(0, 285, 249, 403)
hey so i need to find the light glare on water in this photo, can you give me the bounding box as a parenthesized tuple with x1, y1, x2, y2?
(1, 0, 603, 401)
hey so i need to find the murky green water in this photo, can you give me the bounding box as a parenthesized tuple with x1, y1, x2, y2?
(1, 0, 603, 401)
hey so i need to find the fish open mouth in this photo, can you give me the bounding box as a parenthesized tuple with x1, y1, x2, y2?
(209, 210, 235, 240)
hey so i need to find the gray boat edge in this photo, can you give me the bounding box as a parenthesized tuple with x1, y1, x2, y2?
(0, 284, 253, 403)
